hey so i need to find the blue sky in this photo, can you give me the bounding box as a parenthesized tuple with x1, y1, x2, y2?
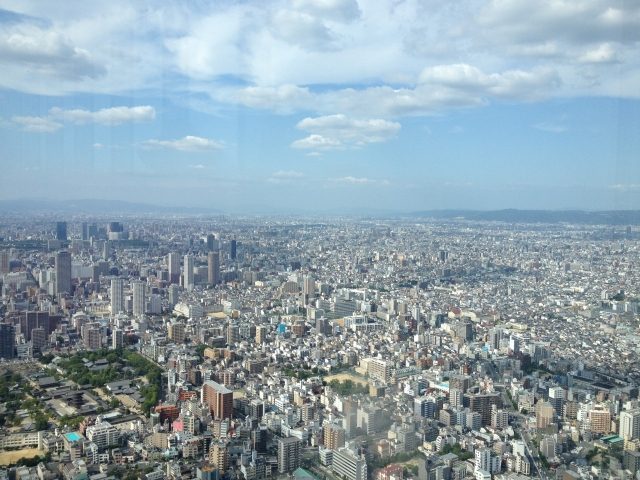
(0, 0, 639, 212)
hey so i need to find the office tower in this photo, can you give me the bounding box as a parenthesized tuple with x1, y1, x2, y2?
(206, 234, 216, 251)
(110, 278, 124, 315)
(620, 410, 640, 441)
(277, 437, 301, 474)
(202, 380, 233, 420)
(184, 254, 195, 290)
(81, 222, 89, 241)
(465, 391, 502, 426)
(55, 250, 72, 294)
(56, 221, 67, 241)
(303, 275, 315, 296)
(0, 323, 15, 359)
(168, 284, 180, 306)
(230, 239, 237, 260)
(488, 327, 503, 350)
(31, 327, 46, 354)
(132, 281, 146, 317)
(167, 252, 180, 284)
(0, 250, 9, 274)
(112, 328, 124, 350)
(208, 251, 220, 286)
(102, 240, 110, 260)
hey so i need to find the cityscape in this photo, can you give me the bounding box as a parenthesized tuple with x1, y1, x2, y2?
(1, 1, 640, 480)
(0, 215, 639, 480)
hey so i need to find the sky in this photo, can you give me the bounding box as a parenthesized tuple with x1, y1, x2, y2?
(0, 0, 639, 213)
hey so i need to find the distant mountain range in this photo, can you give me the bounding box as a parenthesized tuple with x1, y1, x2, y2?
(410, 209, 640, 225)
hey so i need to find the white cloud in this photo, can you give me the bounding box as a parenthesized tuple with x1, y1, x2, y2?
(189, 164, 207, 169)
(292, 114, 400, 150)
(143, 135, 224, 152)
(0, 24, 105, 81)
(1, 0, 639, 106)
(50, 106, 155, 125)
(11, 115, 62, 132)
(268, 170, 306, 184)
(330, 176, 390, 186)
(578, 43, 619, 64)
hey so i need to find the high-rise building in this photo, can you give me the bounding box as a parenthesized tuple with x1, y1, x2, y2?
(548, 386, 566, 417)
(620, 410, 640, 441)
(206, 234, 218, 252)
(167, 253, 180, 284)
(84, 324, 102, 350)
(168, 284, 180, 306)
(56, 221, 67, 241)
(81, 222, 89, 241)
(55, 250, 72, 294)
(132, 281, 146, 317)
(202, 380, 233, 420)
(209, 441, 229, 472)
(535, 401, 555, 429)
(331, 447, 367, 480)
(323, 423, 346, 450)
(112, 328, 124, 350)
(230, 239, 237, 260)
(590, 404, 612, 434)
(110, 278, 124, 315)
(168, 322, 186, 344)
(208, 251, 220, 286)
(0, 250, 9, 274)
(255, 325, 268, 344)
(184, 255, 195, 290)
(31, 327, 46, 354)
(0, 323, 15, 359)
(277, 437, 301, 474)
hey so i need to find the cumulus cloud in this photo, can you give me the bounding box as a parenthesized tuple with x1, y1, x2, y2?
(143, 135, 224, 152)
(292, 114, 400, 150)
(0, 24, 105, 80)
(11, 115, 62, 132)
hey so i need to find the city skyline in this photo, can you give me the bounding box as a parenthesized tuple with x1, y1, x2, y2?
(0, 1, 639, 212)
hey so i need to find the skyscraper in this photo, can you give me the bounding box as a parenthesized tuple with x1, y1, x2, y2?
(110, 278, 124, 315)
(55, 250, 72, 294)
(132, 281, 146, 317)
(230, 239, 237, 260)
(0, 323, 15, 359)
(184, 255, 195, 290)
(0, 250, 9, 274)
(208, 251, 220, 286)
(56, 221, 67, 241)
(167, 252, 180, 284)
